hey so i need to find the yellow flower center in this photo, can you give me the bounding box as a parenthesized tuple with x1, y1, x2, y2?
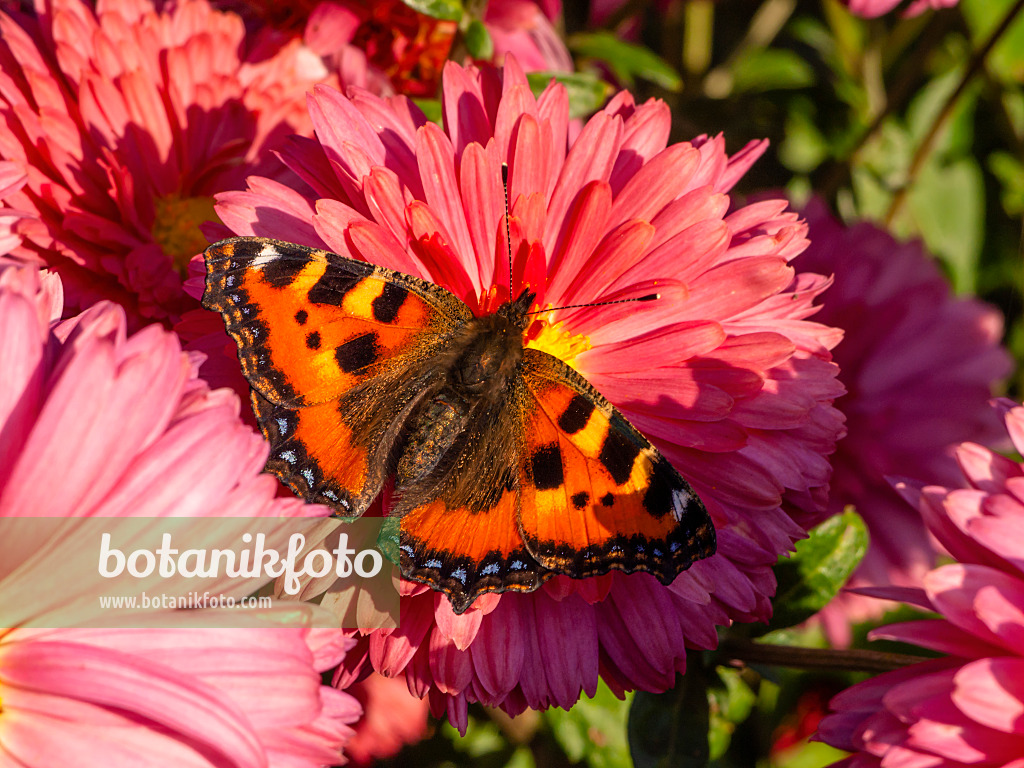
(526, 314, 592, 370)
(152, 194, 217, 276)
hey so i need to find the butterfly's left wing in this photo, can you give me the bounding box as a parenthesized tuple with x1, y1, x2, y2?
(202, 236, 472, 515)
(516, 349, 716, 582)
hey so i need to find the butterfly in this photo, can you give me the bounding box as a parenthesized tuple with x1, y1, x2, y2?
(202, 235, 716, 614)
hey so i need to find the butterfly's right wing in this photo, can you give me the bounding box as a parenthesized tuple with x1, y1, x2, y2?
(203, 236, 473, 516)
(516, 349, 716, 582)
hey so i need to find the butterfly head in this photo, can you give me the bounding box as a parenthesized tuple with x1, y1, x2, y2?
(496, 287, 537, 332)
(451, 288, 536, 398)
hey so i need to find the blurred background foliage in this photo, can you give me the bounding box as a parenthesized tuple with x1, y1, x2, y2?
(369, 0, 1023, 765)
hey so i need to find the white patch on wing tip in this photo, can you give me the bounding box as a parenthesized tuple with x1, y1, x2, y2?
(671, 488, 691, 522)
(252, 243, 280, 268)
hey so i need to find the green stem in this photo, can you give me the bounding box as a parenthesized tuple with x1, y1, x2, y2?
(884, 0, 1024, 226)
(702, 0, 796, 98)
(718, 638, 931, 674)
(683, 0, 714, 79)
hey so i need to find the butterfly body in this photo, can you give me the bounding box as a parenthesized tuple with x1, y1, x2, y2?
(203, 236, 716, 613)
(395, 297, 523, 482)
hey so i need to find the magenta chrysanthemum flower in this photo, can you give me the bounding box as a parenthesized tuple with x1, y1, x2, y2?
(816, 399, 1024, 767)
(794, 199, 1010, 645)
(0, 262, 361, 766)
(845, 0, 958, 17)
(208, 58, 845, 724)
(0, 0, 333, 327)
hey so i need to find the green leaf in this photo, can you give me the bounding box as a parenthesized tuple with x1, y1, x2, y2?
(989, 151, 1024, 216)
(441, 715, 507, 757)
(526, 72, 611, 120)
(766, 510, 869, 632)
(908, 156, 985, 294)
(960, 0, 1024, 83)
(568, 32, 682, 91)
(706, 667, 756, 760)
(377, 516, 400, 565)
(412, 98, 443, 126)
(775, 740, 851, 768)
(504, 747, 537, 768)
(779, 97, 831, 173)
(544, 682, 632, 768)
(463, 17, 494, 60)
(628, 663, 709, 768)
(731, 48, 816, 94)
(401, 0, 464, 21)
(905, 68, 980, 158)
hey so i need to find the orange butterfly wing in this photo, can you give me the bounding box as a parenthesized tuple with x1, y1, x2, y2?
(202, 236, 472, 515)
(398, 488, 546, 613)
(394, 383, 546, 613)
(517, 349, 716, 582)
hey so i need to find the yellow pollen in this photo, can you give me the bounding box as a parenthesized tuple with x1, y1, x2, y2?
(152, 194, 218, 277)
(526, 315, 592, 369)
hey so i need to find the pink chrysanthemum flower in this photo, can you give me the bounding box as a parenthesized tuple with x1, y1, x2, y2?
(0, 262, 361, 766)
(816, 399, 1024, 767)
(794, 199, 1010, 645)
(0, 160, 29, 256)
(845, 0, 958, 17)
(207, 58, 845, 724)
(0, 0, 333, 327)
(0, 626, 360, 767)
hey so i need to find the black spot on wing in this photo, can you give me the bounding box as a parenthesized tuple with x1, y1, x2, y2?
(557, 394, 595, 434)
(260, 252, 306, 288)
(335, 332, 379, 373)
(599, 427, 642, 485)
(372, 282, 408, 323)
(309, 270, 361, 305)
(295, 309, 308, 325)
(571, 491, 589, 509)
(600, 492, 614, 507)
(642, 460, 678, 519)
(305, 331, 321, 350)
(531, 444, 564, 490)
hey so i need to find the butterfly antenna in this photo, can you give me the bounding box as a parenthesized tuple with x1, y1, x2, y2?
(502, 161, 659, 315)
(502, 162, 513, 295)
(526, 293, 660, 315)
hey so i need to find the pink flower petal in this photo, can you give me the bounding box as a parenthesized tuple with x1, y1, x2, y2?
(953, 657, 1024, 734)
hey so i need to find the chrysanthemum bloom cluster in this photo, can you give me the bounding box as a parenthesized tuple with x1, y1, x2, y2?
(794, 199, 1010, 645)
(0, 0, 333, 327)
(244, 0, 570, 97)
(0, 261, 360, 766)
(845, 0, 958, 17)
(817, 399, 1024, 767)
(207, 57, 846, 725)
